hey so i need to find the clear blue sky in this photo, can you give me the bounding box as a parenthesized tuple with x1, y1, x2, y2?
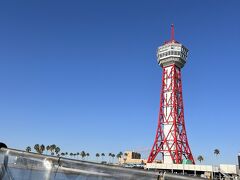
(0, 0, 239, 164)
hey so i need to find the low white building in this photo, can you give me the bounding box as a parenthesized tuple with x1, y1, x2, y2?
(145, 163, 239, 179)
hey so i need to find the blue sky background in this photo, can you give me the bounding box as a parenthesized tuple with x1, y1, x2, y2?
(0, 0, 240, 164)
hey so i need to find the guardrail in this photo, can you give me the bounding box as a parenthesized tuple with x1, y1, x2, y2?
(0, 143, 160, 180)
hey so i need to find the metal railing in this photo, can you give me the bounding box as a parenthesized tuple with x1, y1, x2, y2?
(0, 143, 160, 180)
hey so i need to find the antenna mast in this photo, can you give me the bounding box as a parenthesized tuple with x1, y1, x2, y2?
(171, 24, 175, 41)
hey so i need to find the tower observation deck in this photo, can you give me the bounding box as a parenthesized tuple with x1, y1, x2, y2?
(148, 25, 195, 164)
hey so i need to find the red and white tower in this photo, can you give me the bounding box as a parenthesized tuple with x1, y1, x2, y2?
(148, 25, 195, 164)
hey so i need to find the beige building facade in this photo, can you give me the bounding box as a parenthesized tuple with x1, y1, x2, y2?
(119, 151, 146, 164)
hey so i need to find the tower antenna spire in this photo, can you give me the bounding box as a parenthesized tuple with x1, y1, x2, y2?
(171, 24, 174, 41)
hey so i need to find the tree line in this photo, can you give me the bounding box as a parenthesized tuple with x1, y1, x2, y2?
(26, 145, 220, 164)
(197, 148, 220, 163)
(25, 144, 125, 163)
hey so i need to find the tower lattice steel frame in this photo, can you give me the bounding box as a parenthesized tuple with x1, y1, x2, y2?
(148, 25, 195, 164)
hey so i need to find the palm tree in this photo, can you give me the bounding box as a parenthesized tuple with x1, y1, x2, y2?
(86, 153, 90, 160)
(117, 152, 123, 164)
(40, 144, 45, 154)
(214, 149, 220, 157)
(76, 152, 80, 159)
(61, 152, 65, 156)
(80, 151, 86, 160)
(55, 147, 60, 155)
(26, 146, 31, 153)
(214, 148, 220, 173)
(96, 153, 100, 162)
(46, 145, 50, 155)
(117, 153, 121, 163)
(70, 153, 73, 158)
(50, 144, 56, 155)
(213, 149, 220, 178)
(197, 155, 204, 163)
(101, 153, 105, 162)
(34, 144, 40, 154)
(111, 154, 115, 163)
(108, 153, 112, 163)
(65, 152, 68, 157)
(118, 152, 123, 157)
